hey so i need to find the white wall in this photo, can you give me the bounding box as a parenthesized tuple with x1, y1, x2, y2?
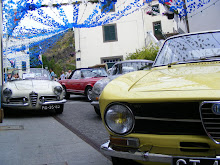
(3, 51, 30, 70)
(75, 0, 180, 68)
(75, 7, 146, 68)
(142, 2, 179, 34)
(187, 0, 220, 32)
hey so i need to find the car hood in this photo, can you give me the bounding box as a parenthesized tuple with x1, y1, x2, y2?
(101, 62, 220, 102)
(130, 63, 220, 92)
(11, 80, 54, 91)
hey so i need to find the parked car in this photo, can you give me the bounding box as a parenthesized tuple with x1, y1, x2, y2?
(91, 60, 153, 116)
(99, 30, 220, 165)
(59, 67, 108, 100)
(2, 68, 66, 114)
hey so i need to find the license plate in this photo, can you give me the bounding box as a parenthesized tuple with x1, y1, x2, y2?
(42, 105, 60, 110)
(173, 157, 220, 165)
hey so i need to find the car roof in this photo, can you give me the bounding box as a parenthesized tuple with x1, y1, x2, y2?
(165, 30, 220, 41)
(113, 59, 154, 65)
(74, 68, 105, 71)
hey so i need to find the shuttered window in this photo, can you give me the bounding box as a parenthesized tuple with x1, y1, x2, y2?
(103, 24, 118, 42)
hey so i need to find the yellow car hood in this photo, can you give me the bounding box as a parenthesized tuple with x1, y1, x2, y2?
(101, 62, 220, 103)
(130, 63, 220, 92)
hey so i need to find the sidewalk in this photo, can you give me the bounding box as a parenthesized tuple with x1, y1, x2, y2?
(0, 116, 112, 165)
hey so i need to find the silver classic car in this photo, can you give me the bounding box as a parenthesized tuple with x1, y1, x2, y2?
(91, 60, 153, 116)
(2, 68, 66, 114)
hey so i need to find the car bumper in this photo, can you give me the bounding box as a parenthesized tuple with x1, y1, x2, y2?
(91, 100, 100, 110)
(2, 99, 67, 107)
(101, 141, 172, 163)
(101, 141, 220, 164)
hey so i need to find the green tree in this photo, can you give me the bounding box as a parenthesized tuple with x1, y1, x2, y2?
(126, 44, 159, 61)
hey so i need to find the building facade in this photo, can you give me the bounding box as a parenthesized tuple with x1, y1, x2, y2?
(74, 0, 183, 68)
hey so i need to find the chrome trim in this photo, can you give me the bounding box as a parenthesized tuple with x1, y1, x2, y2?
(91, 101, 100, 109)
(40, 95, 58, 97)
(200, 101, 220, 145)
(2, 103, 29, 107)
(39, 99, 66, 105)
(100, 141, 172, 163)
(104, 102, 135, 136)
(101, 141, 220, 163)
(135, 116, 201, 123)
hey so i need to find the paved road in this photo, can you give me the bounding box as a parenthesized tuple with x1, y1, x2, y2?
(54, 94, 110, 153)
(2, 95, 112, 164)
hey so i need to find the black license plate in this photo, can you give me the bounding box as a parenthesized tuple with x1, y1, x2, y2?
(173, 157, 220, 165)
(42, 105, 60, 110)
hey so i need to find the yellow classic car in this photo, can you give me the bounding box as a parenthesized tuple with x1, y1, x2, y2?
(99, 30, 220, 165)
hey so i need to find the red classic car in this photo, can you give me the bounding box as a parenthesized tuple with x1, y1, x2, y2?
(58, 68, 108, 100)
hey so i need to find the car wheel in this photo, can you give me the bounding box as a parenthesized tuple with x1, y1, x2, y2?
(94, 106, 101, 117)
(63, 86, 70, 99)
(85, 86, 93, 101)
(111, 157, 139, 165)
(55, 105, 64, 114)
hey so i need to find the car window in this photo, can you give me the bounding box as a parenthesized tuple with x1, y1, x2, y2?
(71, 70, 81, 79)
(92, 68, 108, 77)
(154, 31, 220, 66)
(111, 61, 153, 75)
(111, 64, 120, 75)
(10, 68, 51, 80)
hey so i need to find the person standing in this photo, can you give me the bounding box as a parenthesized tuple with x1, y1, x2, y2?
(50, 68, 55, 80)
(66, 70, 72, 79)
(60, 71, 65, 80)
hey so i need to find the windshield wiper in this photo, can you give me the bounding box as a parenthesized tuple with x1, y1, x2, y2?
(206, 54, 220, 58)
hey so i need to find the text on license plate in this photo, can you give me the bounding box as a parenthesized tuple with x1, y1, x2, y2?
(173, 157, 220, 165)
(42, 105, 60, 110)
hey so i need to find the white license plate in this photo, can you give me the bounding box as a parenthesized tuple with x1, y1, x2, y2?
(42, 105, 60, 110)
(173, 157, 220, 165)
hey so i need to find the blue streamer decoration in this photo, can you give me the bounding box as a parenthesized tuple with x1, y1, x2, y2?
(2, 0, 212, 67)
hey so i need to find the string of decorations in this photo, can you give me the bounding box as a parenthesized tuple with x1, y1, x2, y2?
(2, 0, 212, 67)
(188, 0, 219, 18)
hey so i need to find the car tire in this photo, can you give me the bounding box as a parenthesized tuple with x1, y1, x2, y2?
(63, 86, 70, 99)
(111, 157, 139, 165)
(94, 107, 101, 117)
(85, 86, 93, 101)
(55, 105, 64, 114)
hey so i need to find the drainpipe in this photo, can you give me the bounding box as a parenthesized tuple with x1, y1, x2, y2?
(183, 0, 190, 33)
(0, 0, 3, 122)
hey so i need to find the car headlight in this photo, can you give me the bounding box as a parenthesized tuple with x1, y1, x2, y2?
(93, 78, 110, 95)
(104, 103, 135, 135)
(54, 86, 62, 96)
(3, 88, 12, 98)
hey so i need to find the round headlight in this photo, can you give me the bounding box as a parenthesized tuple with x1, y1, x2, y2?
(104, 103, 135, 135)
(93, 78, 110, 95)
(3, 88, 12, 98)
(54, 86, 62, 96)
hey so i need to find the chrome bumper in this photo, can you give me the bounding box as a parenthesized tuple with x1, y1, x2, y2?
(2, 103, 29, 107)
(2, 99, 66, 107)
(91, 101, 100, 109)
(101, 141, 172, 163)
(39, 99, 67, 105)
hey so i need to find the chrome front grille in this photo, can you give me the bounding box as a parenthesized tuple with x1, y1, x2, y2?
(9, 97, 28, 104)
(39, 96, 58, 103)
(200, 101, 220, 144)
(129, 102, 206, 135)
(30, 92, 38, 106)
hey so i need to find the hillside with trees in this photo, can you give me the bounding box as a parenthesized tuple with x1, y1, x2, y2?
(42, 29, 76, 77)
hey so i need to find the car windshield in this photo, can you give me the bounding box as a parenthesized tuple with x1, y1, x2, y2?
(10, 68, 51, 81)
(82, 68, 108, 78)
(154, 31, 220, 67)
(111, 61, 152, 75)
